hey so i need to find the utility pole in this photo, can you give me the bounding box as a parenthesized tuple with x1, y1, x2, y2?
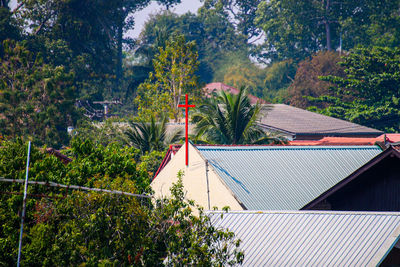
(93, 100, 122, 119)
(17, 141, 31, 267)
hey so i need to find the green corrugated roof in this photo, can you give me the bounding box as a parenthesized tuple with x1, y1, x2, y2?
(197, 145, 382, 210)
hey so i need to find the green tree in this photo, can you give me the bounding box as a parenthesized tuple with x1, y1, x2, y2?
(213, 52, 296, 100)
(135, 34, 200, 122)
(125, 115, 183, 155)
(0, 1, 20, 46)
(123, 25, 169, 101)
(309, 46, 400, 132)
(156, 0, 181, 10)
(136, 9, 248, 83)
(202, 0, 263, 43)
(144, 174, 244, 266)
(0, 40, 80, 147)
(192, 87, 279, 144)
(263, 60, 297, 102)
(17, 0, 178, 102)
(0, 140, 244, 266)
(72, 118, 128, 147)
(255, 0, 400, 62)
(0, 138, 150, 265)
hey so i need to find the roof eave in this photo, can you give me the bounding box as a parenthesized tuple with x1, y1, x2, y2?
(193, 143, 248, 210)
(302, 146, 399, 210)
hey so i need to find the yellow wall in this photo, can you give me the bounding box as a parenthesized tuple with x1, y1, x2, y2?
(151, 143, 244, 211)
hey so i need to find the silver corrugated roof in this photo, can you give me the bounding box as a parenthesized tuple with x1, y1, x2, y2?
(260, 104, 383, 135)
(208, 210, 400, 266)
(197, 146, 382, 210)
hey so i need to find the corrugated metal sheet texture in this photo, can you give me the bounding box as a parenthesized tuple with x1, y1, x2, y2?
(260, 104, 383, 135)
(197, 146, 382, 210)
(208, 210, 400, 266)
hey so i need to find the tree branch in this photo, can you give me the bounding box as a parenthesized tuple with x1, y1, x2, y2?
(12, 0, 26, 13)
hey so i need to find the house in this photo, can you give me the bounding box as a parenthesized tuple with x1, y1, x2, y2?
(259, 104, 383, 140)
(203, 83, 383, 140)
(151, 143, 382, 210)
(208, 210, 400, 266)
(304, 145, 400, 211)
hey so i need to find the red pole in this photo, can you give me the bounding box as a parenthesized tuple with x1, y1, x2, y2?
(178, 94, 195, 166)
(185, 95, 189, 166)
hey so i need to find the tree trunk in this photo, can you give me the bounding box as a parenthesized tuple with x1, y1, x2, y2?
(324, 0, 332, 51)
(1, 0, 9, 8)
(325, 21, 332, 51)
(116, 16, 123, 92)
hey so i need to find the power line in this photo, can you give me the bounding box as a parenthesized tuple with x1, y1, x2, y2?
(0, 178, 151, 199)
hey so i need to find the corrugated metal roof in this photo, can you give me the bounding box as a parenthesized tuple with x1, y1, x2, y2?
(197, 146, 382, 210)
(260, 104, 383, 135)
(208, 210, 400, 266)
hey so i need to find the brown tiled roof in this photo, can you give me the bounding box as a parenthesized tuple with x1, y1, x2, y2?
(203, 82, 266, 104)
(288, 137, 382, 146)
(382, 134, 400, 143)
(259, 104, 383, 136)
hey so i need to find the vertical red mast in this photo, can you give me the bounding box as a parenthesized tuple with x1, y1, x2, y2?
(178, 94, 195, 166)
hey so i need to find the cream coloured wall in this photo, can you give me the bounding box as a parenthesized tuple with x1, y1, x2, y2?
(151, 143, 244, 211)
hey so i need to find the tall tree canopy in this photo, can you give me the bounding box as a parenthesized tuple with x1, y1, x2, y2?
(135, 34, 200, 122)
(0, 1, 20, 45)
(15, 0, 180, 99)
(136, 9, 248, 83)
(201, 0, 263, 43)
(256, 0, 400, 62)
(0, 40, 80, 147)
(309, 46, 400, 132)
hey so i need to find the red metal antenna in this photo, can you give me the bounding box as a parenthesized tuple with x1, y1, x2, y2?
(178, 94, 195, 166)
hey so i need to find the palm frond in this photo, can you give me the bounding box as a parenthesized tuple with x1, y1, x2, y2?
(125, 114, 180, 154)
(193, 86, 284, 145)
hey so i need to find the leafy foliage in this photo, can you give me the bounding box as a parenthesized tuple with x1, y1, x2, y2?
(309, 46, 400, 132)
(135, 34, 200, 122)
(256, 0, 400, 62)
(0, 138, 149, 265)
(0, 40, 80, 148)
(138, 150, 166, 178)
(72, 118, 128, 147)
(0, 5, 20, 46)
(213, 52, 296, 101)
(137, 9, 248, 83)
(125, 115, 183, 155)
(287, 51, 346, 108)
(212, 52, 267, 98)
(202, 0, 263, 42)
(0, 140, 243, 266)
(146, 173, 244, 266)
(192, 87, 282, 144)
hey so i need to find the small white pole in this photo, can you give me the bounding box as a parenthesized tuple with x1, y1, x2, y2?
(17, 141, 31, 267)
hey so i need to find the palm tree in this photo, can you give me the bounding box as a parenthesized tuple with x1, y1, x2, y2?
(125, 115, 182, 154)
(192, 87, 282, 144)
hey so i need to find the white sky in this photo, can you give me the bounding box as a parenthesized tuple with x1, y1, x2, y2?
(9, 0, 203, 39)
